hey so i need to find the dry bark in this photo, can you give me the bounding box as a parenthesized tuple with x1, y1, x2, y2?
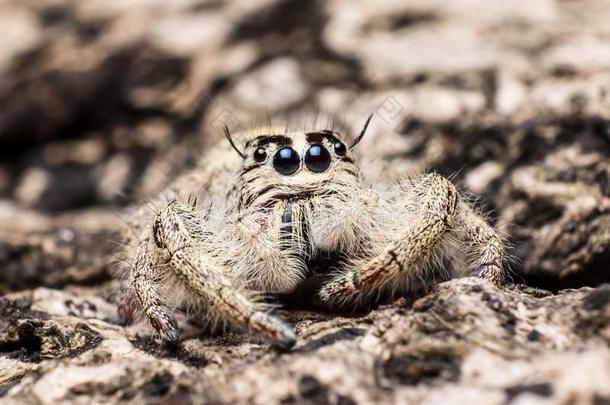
(0, 0, 609, 404)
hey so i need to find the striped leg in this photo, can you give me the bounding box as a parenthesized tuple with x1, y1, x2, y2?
(450, 202, 505, 284)
(319, 173, 460, 305)
(130, 201, 296, 348)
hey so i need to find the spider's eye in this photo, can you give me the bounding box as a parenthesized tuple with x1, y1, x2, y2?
(305, 144, 331, 173)
(253, 148, 267, 162)
(334, 142, 347, 156)
(273, 147, 300, 175)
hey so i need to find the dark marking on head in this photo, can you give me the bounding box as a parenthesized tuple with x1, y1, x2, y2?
(306, 132, 341, 144)
(241, 183, 276, 208)
(247, 135, 293, 148)
(240, 164, 263, 175)
(273, 189, 336, 202)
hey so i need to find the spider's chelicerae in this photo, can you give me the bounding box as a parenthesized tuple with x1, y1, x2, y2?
(117, 116, 505, 348)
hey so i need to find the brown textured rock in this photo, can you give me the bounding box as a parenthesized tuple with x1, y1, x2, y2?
(501, 145, 610, 286)
(1, 279, 610, 404)
(0, 0, 609, 403)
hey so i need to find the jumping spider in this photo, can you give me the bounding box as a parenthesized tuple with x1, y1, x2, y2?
(117, 115, 505, 349)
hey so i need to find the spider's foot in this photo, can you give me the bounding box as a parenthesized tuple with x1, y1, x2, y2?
(474, 263, 505, 285)
(147, 309, 180, 344)
(274, 327, 297, 350)
(160, 327, 181, 346)
(318, 272, 357, 305)
(250, 312, 297, 350)
(117, 295, 135, 325)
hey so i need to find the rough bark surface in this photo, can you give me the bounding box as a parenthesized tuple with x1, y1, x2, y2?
(0, 0, 609, 404)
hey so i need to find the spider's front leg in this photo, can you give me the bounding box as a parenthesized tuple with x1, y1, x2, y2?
(126, 201, 296, 348)
(320, 173, 505, 305)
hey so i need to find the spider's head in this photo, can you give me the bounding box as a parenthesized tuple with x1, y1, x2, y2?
(243, 130, 354, 177)
(225, 115, 372, 206)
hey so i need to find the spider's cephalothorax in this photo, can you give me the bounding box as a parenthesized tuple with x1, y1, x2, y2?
(225, 126, 376, 294)
(118, 116, 505, 349)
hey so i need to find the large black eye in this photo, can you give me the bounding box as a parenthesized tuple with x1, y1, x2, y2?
(253, 148, 267, 162)
(334, 142, 347, 156)
(305, 144, 331, 173)
(273, 147, 300, 175)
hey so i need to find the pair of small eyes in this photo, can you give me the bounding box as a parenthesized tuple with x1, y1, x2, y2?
(253, 142, 347, 175)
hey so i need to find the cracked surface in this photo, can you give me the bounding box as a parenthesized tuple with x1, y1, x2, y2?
(0, 0, 609, 404)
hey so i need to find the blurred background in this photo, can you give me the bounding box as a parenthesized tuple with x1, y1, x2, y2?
(0, 0, 608, 294)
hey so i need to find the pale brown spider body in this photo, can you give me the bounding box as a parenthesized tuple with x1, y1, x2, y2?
(117, 117, 505, 348)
